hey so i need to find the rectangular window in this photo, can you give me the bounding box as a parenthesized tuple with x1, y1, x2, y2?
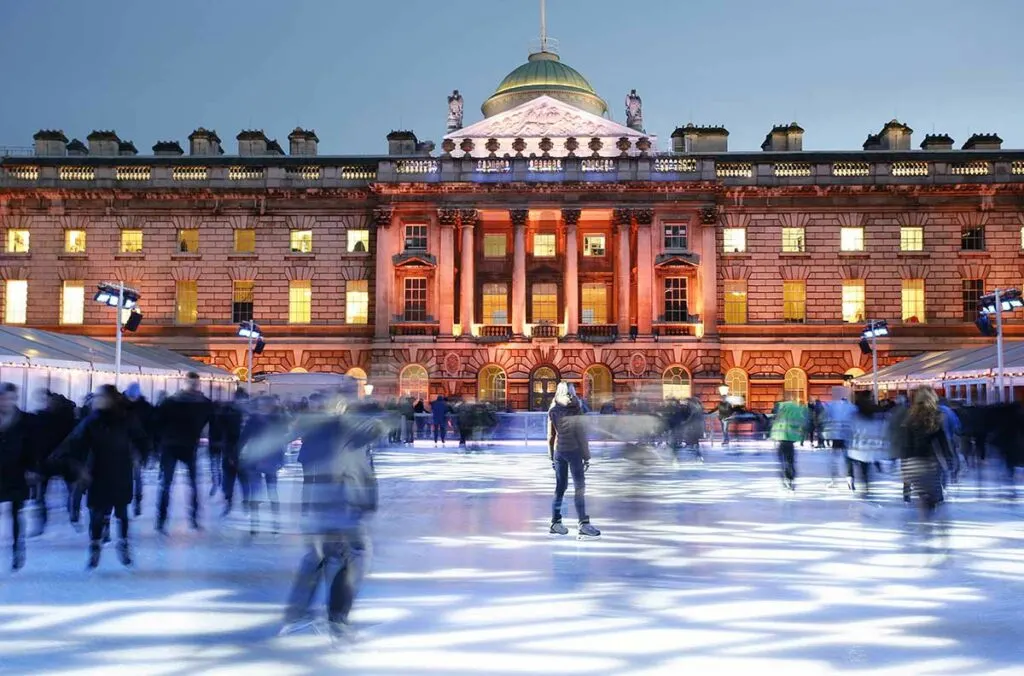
(175, 281, 198, 325)
(581, 283, 608, 323)
(840, 227, 864, 252)
(663, 223, 688, 251)
(345, 280, 369, 325)
(783, 280, 806, 323)
(533, 233, 556, 258)
(347, 229, 370, 253)
(722, 228, 746, 253)
(961, 224, 985, 251)
(60, 281, 85, 325)
(723, 280, 747, 324)
(6, 230, 29, 253)
(64, 230, 87, 253)
(902, 278, 925, 323)
(781, 227, 805, 253)
(234, 229, 256, 254)
(177, 229, 199, 254)
(289, 229, 313, 253)
(842, 280, 865, 323)
(900, 226, 923, 252)
(531, 282, 558, 323)
(403, 277, 427, 321)
(482, 283, 509, 324)
(404, 224, 427, 251)
(483, 234, 507, 258)
(664, 278, 689, 322)
(583, 235, 606, 257)
(121, 229, 144, 253)
(4, 280, 27, 324)
(962, 278, 984, 321)
(289, 280, 312, 324)
(231, 281, 254, 323)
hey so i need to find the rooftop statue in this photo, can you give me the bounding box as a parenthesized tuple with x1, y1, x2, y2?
(447, 90, 464, 133)
(626, 89, 643, 132)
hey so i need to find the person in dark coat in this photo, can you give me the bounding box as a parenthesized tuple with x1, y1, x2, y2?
(240, 396, 287, 535)
(31, 389, 78, 534)
(123, 382, 156, 517)
(217, 389, 248, 516)
(431, 395, 448, 447)
(155, 372, 214, 534)
(296, 393, 338, 516)
(0, 383, 36, 571)
(547, 383, 599, 538)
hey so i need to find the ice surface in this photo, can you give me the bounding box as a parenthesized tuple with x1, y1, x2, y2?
(1, 441, 1023, 675)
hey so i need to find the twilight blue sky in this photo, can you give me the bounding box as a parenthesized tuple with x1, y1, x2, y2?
(1, 0, 1022, 155)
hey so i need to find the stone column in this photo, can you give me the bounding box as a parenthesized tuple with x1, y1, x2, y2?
(458, 209, 477, 336)
(635, 208, 654, 335)
(510, 208, 528, 336)
(562, 208, 580, 337)
(701, 210, 719, 336)
(614, 208, 632, 334)
(373, 208, 395, 339)
(437, 209, 458, 336)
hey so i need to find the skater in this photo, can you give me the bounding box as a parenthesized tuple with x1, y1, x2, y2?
(848, 390, 886, 497)
(771, 389, 806, 491)
(895, 387, 952, 553)
(822, 391, 856, 489)
(547, 383, 600, 538)
(0, 383, 37, 571)
(155, 372, 213, 534)
(431, 395, 448, 447)
(123, 382, 156, 517)
(218, 389, 248, 516)
(240, 396, 286, 535)
(60, 385, 151, 569)
(32, 389, 77, 534)
(296, 393, 338, 516)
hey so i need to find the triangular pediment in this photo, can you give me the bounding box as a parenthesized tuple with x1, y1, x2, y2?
(654, 252, 701, 268)
(446, 95, 645, 141)
(392, 252, 437, 268)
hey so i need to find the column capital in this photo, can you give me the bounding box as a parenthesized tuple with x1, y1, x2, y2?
(634, 208, 654, 226)
(458, 209, 479, 226)
(372, 207, 393, 228)
(612, 208, 633, 227)
(437, 208, 459, 227)
(561, 208, 581, 227)
(509, 208, 529, 227)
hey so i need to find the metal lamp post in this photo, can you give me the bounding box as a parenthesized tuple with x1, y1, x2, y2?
(861, 320, 889, 403)
(237, 321, 264, 386)
(94, 282, 140, 389)
(978, 288, 1023, 402)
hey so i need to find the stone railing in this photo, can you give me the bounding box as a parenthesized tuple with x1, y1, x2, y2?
(478, 324, 513, 341)
(578, 324, 619, 343)
(832, 161, 870, 177)
(530, 323, 560, 339)
(172, 166, 208, 181)
(285, 166, 320, 180)
(229, 166, 265, 181)
(3, 165, 39, 180)
(59, 166, 95, 181)
(116, 166, 151, 181)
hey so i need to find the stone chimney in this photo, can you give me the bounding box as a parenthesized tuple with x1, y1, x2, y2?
(266, 138, 285, 156)
(920, 134, 954, 151)
(288, 128, 319, 156)
(862, 133, 882, 151)
(86, 130, 120, 156)
(761, 122, 804, 151)
(387, 130, 419, 156)
(189, 128, 223, 156)
(879, 120, 912, 150)
(669, 124, 728, 153)
(237, 130, 268, 156)
(32, 130, 68, 156)
(962, 133, 1002, 150)
(118, 140, 138, 156)
(153, 141, 184, 157)
(416, 140, 436, 155)
(66, 139, 88, 156)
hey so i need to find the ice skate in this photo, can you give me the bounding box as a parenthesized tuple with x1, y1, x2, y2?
(87, 541, 101, 570)
(549, 521, 569, 535)
(577, 522, 601, 539)
(116, 539, 133, 567)
(325, 621, 358, 648)
(278, 614, 317, 636)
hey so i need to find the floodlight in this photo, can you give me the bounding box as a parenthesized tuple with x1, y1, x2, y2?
(253, 338, 266, 355)
(861, 320, 889, 339)
(237, 321, 262, 340)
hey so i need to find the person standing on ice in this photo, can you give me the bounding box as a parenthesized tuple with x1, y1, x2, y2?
(0, 383, 37, 571)
(155, 372, 213, 534)
(547, 383, 600, 538)
(771, 389, 807, 491)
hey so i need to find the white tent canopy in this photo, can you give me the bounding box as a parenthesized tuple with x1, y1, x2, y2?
(255, 372, 358, 399)
(0, 326, 235, 407)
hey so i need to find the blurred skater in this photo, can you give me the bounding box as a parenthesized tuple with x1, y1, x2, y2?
(123, 383, 156, 517)
(155, 372, 213, 534)
(771, 389, 806, 491)
(240, 396, 286, 535)
(547, 383, 600, 538)
(32, 389, 77, 534)
(0, 383, 36, 571)
(895, 387, 950, 552)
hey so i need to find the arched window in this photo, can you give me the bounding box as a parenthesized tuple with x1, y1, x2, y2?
(346, 367, 368, 398)
(783, 368, 808, 404)
(845, 367, 865, 379)
(662, 366, 692, 400)
(530, 366, 559, 411)
(399, 364, 429, 400)
(725, 368, 748, 402)
(583, 364, 613, 409)
(290, 367, 308, 374)
(478, 365, 507, 407)
(232, 366, 249, 383)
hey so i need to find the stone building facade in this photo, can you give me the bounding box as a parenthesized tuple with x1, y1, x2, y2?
(2, 48, 1024, 410)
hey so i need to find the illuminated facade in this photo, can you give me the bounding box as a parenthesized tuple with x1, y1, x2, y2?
(3, 45, 1024, 410)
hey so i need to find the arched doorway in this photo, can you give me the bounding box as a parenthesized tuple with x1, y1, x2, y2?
(478, 365, 507, 408)
(346, 367, 368, 398)
(725, 368, 749, 403)
(784, 368, 808, 404)
(399, 364, 429, 400)
(662, 366, 692, 401)
(530, 366, 559, 411)
(583, 364, 613, 410)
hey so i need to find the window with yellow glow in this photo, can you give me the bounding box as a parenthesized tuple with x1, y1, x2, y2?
(902, 278, 925, 323)
(531, 283, 558, 323)
(175, 281, 198, 325)
(581, 283, 608, 324)
(177, 229, 199, 254)
(482, 283, 508, 324)
(583, 235, 606, 257)
(533, 233, 556, 257)
(120, 230, 143, 253)
(900, 226, 923, 252)
(722, 228, 746, 253)
(6, 230, 29, 253)
(781, 227, 805, 253)
(478, 365, 507, 406)
(403, 278, 427, 321)
(840, 226, 864, 252)
(842, 280, 865, 323)
(4, 280, 27, 324)
(725, 368, 749, 402)
(61, 281, 85, 325)
(289, 230, 313, 253)
(723, 280, 747, 324)
(662, 366, 691, 400)
(347, 229, 369, 253)
(234, 229, 256, 254)
(783, 368, 808, 404)
(289, 281, 312, 324)
(783, 280, 806, 323)
(346, 280, 369, 325)
(231, 281, 254, 323)
(483, 234, 507, 258)
(64, 230, 86, 253)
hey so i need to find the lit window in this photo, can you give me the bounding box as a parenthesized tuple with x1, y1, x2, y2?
(347, 229, 369, 253)
(483, 234, 507, 258)
(234, 229, 256, 254)
(405, 224, 428, 251)
(722, 228, 746, 253)
(902, 278, 925, 323)
(662, 366, 691, 400)
(842, 280, 865, 323)
(4, 280, 27, 324)
(781, 227, 805, 253)
(784, 368, 808, 404)
(65, 230, 86, 253)
(783, 280, 806, 323)
(175, 281, 198, 324)
(289, 230, 313, 253)
(901, 226, 923, 252)
(664, 224, 688, 251)
(345, 280, 369, 325)
(840, 226, 864, 252)
(581, 283, 608, 324)
(723, 280, 747, 324)
(961, 224, 985, 251)
(403, 277, 427, 321)
(583, 235, 606, 257)
(533, 233, 556, 257)
(177, 229, 199, 254)
(725, 368, 748, 402)
(60, 281, 85, 325)
(289, 281, 312, 324)
(962, 279, 983, 321)
(231, 281, 254, 323)
(121, 230, 143, 253)
(531, 283, 557, 323)
(664, 278, 688, 322)
(478, 365, 507, 407)
(482, 283, 508, 324)
(6, 230, 29, 253)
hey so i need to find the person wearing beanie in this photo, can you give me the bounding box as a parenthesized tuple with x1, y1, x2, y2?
(547, 382, 599, 539)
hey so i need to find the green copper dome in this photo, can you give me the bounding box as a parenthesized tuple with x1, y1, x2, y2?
(482, 51, 608, 118)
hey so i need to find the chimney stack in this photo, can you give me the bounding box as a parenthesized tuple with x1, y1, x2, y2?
(32, 130, 68, 157)
(761, 122, 804, 151)
(86, 130, 121, 156)
(153, 141, 184, 157)
(920, 134, 954, 151)
(118, 140, 139, 156)
(670, 124, 729, 153)
(189, 128, 223, 156)
(962, 133, 1002, 150)
(66, 139, 88, 156)
(237, 130, 269, 156)
(880, 120, 912, 150)
(288, 128, 319, 156)
(387, 130, 419, 156)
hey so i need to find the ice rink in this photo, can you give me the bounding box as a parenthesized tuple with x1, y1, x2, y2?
(2, 441, 1024, 675)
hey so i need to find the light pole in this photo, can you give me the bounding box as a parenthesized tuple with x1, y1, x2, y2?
(94, 282, 140, 389)
(860, 320, 889, 403)
(237, 321, 264, 387)
(978, 288, 1023, 402)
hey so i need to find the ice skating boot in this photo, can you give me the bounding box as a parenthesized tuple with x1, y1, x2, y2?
(577, 522, 601, 539)
(549, 521, 569, 535)
(278, 614, 316, 636)
(12, 542, 25, 572)
(87, 541, 101, 569)
(116, 539, 133, 567)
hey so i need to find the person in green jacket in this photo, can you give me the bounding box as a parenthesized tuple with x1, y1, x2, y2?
(771, 392, 808, 491)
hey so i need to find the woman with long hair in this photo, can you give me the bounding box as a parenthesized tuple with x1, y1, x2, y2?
(898, 386, 950, 521)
